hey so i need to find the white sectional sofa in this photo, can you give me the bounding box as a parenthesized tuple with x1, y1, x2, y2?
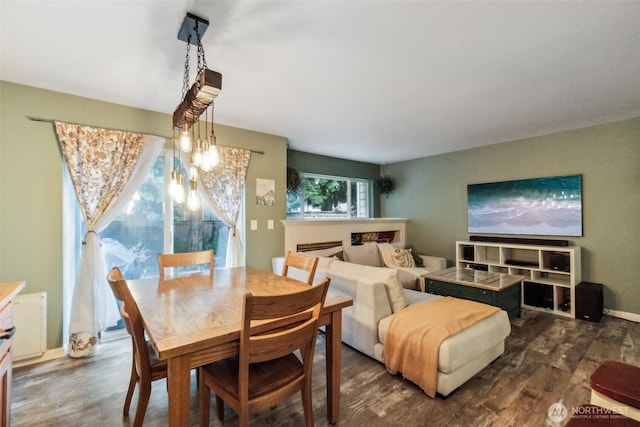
(272, 244, 511, 397)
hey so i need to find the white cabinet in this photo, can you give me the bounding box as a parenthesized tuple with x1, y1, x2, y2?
(456, 241, 581, 318)
(0, 281, 25, 426)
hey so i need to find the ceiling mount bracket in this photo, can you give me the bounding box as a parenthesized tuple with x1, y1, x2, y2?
(177, 12, 209, 45)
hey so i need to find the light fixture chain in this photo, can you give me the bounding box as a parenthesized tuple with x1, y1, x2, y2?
(196, 26, 208, 73)
(181, 36, 191, 101)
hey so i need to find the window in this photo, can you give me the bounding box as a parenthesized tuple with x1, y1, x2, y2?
(63, 148, 239, 336)
(287, 173, 370, 219)
(100, 154, 166, 279)
(99, 150, 231, 279)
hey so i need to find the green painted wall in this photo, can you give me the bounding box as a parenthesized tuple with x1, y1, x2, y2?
(287, 149, 382, 217)
(382, 118, 640, 315)
(0, 81, 288, 349)
(3, 79, 637, 351)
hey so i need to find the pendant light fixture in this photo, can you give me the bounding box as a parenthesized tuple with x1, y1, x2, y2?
(170, 12, 222, 211)
(168, 129, 185, 204)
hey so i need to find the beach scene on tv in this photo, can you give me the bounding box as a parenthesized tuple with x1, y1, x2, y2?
(467, 175, 583, 237)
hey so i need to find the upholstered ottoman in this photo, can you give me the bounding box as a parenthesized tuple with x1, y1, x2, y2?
(590, 361, 640, 422)
(376, 292, 511, 397)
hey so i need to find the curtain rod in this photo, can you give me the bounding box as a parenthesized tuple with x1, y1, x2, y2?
(27, 116, 265, 155)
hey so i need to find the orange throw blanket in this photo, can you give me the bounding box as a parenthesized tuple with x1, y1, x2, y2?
(383, 296, 499, 397)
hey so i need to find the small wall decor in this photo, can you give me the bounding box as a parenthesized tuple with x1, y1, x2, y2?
(256, 178, 275, 205)
(376, 175, 396, 198)
(287, 167, 302, 194)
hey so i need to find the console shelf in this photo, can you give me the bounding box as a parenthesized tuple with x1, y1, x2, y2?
(456, 240, 581, 318)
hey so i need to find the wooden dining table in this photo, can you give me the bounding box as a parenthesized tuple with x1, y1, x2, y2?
(126, 266, 353, 426)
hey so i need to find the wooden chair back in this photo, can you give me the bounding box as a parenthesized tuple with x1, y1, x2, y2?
(106, 267, 153, 380)
(242, 277, 329, 363)
(198, 277, 330, 426)
(241, 278, 329, 414)
(281, 251, 319, 285)
(157, 249, 214, 278)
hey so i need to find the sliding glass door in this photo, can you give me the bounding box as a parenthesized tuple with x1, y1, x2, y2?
(63, 149, 236, 336)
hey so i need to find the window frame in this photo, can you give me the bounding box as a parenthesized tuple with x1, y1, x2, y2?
(287, 172, 371, 219)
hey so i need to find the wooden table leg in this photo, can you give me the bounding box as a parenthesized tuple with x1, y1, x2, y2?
(167, 355, 191, 427)
(325, 310, 342, 424)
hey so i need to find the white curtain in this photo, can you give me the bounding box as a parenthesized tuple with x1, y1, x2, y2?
(55, 122, 163, 357)
(193, 146, 251, 268)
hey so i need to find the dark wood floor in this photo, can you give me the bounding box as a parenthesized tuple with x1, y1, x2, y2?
(11, 308, 640, 426)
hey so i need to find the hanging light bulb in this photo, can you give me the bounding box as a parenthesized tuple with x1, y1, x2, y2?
(207, 141, 220, 168)
(200, 137, 211, 172)
(207, 102, 221, 168)
(179, 124, 192, 152)
(189, 162, 198, 181)
(169, 169, 180, 198)
(174, 172, 185, 204)
(192, 138, 203, 168)
(199, 104, 212, 172)
(201, 148, 213, 171)
(169, 132, 179, 199)
(187, 179, 201, 211)
(169, 130, 186, 204)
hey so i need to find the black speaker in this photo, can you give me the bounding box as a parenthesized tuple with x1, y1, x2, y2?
(575, 281, 603, 322)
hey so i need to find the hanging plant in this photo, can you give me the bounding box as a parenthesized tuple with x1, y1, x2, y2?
(376, 175, 396, 198)
(287, 167, 302, 194)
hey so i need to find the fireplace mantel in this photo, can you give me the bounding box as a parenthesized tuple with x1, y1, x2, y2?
(281, 218, 407, 253)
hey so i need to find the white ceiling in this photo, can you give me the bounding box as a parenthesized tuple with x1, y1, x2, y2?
(1, 1, 639, 164)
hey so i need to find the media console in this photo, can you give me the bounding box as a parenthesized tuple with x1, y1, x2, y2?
(456, 240, 582, 318)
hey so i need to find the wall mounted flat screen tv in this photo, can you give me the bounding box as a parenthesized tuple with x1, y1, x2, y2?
(467, 174, 582, 237)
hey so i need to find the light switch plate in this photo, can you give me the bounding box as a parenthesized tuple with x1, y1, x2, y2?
(250, 220, 257, 230)
(268, 219, 274, 230)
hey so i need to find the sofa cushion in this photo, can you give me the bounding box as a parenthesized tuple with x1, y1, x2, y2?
(343, 243, 383, 267)
(378, 243, 416, 268)
(409, 249, 425, 267)
(394, 248, 416, 267)
(328, 259, 406, 313)
(387, 243, 429, 268)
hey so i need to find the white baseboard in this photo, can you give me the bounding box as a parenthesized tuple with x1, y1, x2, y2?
(605, 308, 640, 323)
(14, 347, 65, 368)
(101, 328, 129, 342)
(12, 329, 129, 369)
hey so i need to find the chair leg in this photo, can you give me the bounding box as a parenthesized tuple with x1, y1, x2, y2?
(199, 369, 210, 427)
(239, 406, 249, 427)
(301, 383, 314, 427)
(215, 395, 225, 421)
(124, 358, 138, 416)
(132, 381, 152, 427)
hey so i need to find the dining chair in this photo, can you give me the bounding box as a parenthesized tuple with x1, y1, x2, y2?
(106, 267, 168, 427)
(198, 277, 331, 427)
(157, 248, 214, 278)
(281, 251, 319, 285)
